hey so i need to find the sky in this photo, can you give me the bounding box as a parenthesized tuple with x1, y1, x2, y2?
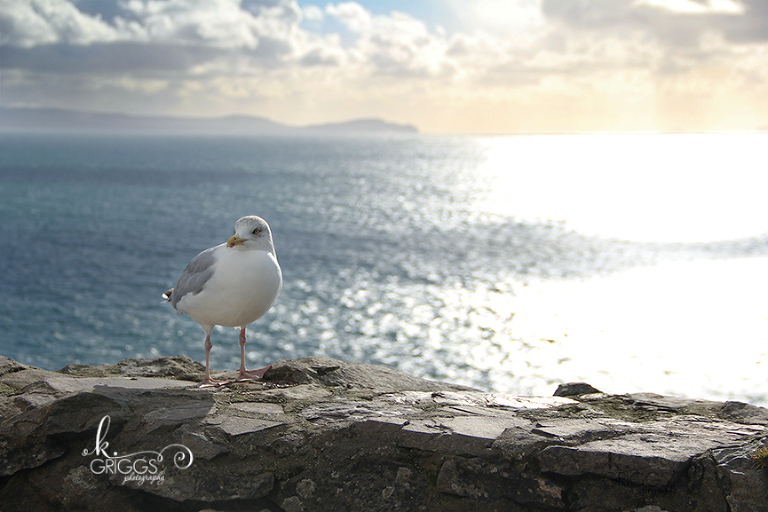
(1, 0, 767, 133)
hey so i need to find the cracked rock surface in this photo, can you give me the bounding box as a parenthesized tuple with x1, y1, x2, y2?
(1, 354, 767, 511)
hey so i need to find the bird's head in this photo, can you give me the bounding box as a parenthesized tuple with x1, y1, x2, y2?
(227, 216, 275, 254)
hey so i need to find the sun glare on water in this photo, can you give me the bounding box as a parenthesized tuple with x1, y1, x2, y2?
(458, 133, 768, 404)
(470, 133, 768, 243)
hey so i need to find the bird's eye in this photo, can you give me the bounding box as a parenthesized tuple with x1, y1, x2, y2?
(252, 228, 261, 235)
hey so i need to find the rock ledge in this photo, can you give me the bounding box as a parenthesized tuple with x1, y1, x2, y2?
(1, 355, 767, 511)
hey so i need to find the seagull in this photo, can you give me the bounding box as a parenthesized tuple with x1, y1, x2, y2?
(164, 216, 282, 387)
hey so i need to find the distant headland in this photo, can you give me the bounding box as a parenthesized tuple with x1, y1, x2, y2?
(0, 107, 418, 136)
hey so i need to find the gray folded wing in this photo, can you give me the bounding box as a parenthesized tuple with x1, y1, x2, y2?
(170, 245, 220, 309)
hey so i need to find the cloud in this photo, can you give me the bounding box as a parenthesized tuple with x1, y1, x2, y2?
(1, 41, 223, 73)
(1, 0, 315, 74)
(341, 11, 457, 78)
(0, 0, 122, 47)
(0, 0, 766, 131)
(301, 4, 324, 22)
(541, 0, 768, 46)
(720, 0, 768, 43)
(635, 0, 744, 15)
(325, 1, 371, 33)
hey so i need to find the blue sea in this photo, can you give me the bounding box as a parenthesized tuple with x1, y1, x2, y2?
(1, 132, 766, 404)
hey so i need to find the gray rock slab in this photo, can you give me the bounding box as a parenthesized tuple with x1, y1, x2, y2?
(436, 457, 566, 509)
(13, 392, 57, 409)
(713, 439, 768, 510)
(0, 365, 193, 394)
(399, 415, 530, 456)
(538, 433, 722, 487)
(1, 355, 767, 512)
(228, 402, 284, 415)
(47, 376, 193, 393)
(59, 355, 205, 381)
(266, 356, 479, 392)
(204, 416, 286, 437)
(531, 418, 634, 441)
(721, 400, 768, 425)
(299, 401, 421, 425)
(256, 384, 333, 401)
(145, 402, 216, 423)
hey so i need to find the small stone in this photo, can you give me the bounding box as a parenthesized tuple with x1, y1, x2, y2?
(282, 496, 304, 512)
(395, 467, 413, 486)
(553, 382, 602, 396)
(296, 479, 316, 499)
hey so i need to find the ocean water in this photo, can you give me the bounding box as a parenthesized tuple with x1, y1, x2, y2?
(1, 132, 766, 404)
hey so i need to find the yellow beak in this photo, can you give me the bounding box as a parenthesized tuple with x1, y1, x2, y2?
(227, 235, 246, 248)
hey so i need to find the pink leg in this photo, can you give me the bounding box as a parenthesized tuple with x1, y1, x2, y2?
(237, 327, 271, 381)
(198, 332, 228, 388)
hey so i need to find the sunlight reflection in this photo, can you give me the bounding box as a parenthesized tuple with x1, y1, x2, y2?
(507, 257, 768, 402)
(469, 133, 768, 242)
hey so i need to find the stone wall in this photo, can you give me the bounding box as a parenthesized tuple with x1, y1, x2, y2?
(1, 355, 767, 511)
